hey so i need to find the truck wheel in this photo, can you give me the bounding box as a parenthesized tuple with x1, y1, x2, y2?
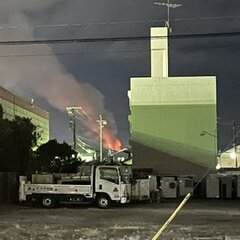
(42, 196, 55, 208)
(97, 195, 110, 209)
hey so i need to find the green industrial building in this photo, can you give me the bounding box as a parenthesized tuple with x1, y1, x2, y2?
(128, 27, 217, 177)
(0, 86, 49, 146)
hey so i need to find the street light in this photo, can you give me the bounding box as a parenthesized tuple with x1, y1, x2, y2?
(96, 114, 107, 162)
(200, 130, 216, 138)
(154, 0, 182, 32)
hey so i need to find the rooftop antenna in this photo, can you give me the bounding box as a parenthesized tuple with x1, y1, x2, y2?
(154, 0, 182, 32)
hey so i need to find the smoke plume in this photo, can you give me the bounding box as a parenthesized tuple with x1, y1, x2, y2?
(0, 1, 122, 151)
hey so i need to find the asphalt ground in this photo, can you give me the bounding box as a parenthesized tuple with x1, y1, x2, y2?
(0, 200, 240, 240)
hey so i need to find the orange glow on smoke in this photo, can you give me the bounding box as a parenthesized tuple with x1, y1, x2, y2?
(103, 132, 122, 151)
(77, 114, 122, 152)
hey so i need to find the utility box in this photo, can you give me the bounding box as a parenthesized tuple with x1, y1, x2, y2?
(160, 176, 177, 198)
(206, 174, 219, 198)
(139, 179, 150, 201)
(131, 179, 150, 201)
(220, 176, 232, 199)
(178, 176, 194, 197)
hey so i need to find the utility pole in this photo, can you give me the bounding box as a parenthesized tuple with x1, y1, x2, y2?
(73, 112, 76, 151)
(66, 106, 83, 151)
(232, 120, 237, 167)
(96, 114, 107, 162)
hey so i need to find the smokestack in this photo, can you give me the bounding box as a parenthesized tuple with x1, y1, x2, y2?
(151, 27, 169, 78)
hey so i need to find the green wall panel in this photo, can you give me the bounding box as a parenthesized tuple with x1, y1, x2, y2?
(130, 104, 217, 168)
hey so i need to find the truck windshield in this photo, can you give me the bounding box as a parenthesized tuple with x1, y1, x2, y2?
(99, 167, 119, 184)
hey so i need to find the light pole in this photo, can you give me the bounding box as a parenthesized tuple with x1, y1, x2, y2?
(154, 0, 182, 32)
(96, 114, 107, 162)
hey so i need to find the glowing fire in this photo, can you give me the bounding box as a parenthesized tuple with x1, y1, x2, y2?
(79, 118, 122, 151)
(103, 132, 122, 151)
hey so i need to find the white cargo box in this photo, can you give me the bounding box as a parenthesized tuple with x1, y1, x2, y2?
(206, 174, 219, 198)
(32, 174, 54, 184)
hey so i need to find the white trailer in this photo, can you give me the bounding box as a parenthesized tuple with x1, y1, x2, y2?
(206, 174, 219, 198)
(19, 165, 128, 208)
(160, 176, 177, 198)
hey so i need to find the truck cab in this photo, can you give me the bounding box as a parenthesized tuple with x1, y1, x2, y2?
(95, 166, 127, 207)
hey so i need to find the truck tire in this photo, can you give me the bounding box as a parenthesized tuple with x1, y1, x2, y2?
(97, 195, 110, 209)
(42, 196, 55, 208)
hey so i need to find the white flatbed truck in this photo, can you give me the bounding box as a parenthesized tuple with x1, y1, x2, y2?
(19, 165, 128, 208)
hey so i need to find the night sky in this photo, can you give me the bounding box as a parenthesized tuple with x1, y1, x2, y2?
(0, 0, 240, 151)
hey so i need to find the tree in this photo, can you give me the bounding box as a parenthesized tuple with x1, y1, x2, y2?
(0, 118, 16, 171)
(12, 116, 39, 174)
(0, 116, 39, 174)
(34, 139, 80, 173)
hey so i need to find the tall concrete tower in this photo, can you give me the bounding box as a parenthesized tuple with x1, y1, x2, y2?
(151, 27, 168, 78)
(128, 27, 217, 178)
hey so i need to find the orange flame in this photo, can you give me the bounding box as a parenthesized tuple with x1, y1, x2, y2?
(103, 131, 122, 151)
(75, 112, 122, 152)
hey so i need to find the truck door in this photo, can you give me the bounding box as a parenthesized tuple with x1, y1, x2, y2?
(95, 166, 121, 201)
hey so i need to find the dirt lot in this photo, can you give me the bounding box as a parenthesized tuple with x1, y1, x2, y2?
(0, 200, 240, 240)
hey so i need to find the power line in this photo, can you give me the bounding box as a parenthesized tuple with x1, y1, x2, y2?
(1, 31, 240, 46)
(1, 43, 240, 59)
(0, 15, 239, 30)
(0, 41, 240, 59)
(0, 49, 149, 58)
(0, 20, 163, 30)
(174, 16, 240, 22)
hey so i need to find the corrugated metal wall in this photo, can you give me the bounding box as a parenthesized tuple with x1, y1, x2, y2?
(0, 172, 18, 203)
